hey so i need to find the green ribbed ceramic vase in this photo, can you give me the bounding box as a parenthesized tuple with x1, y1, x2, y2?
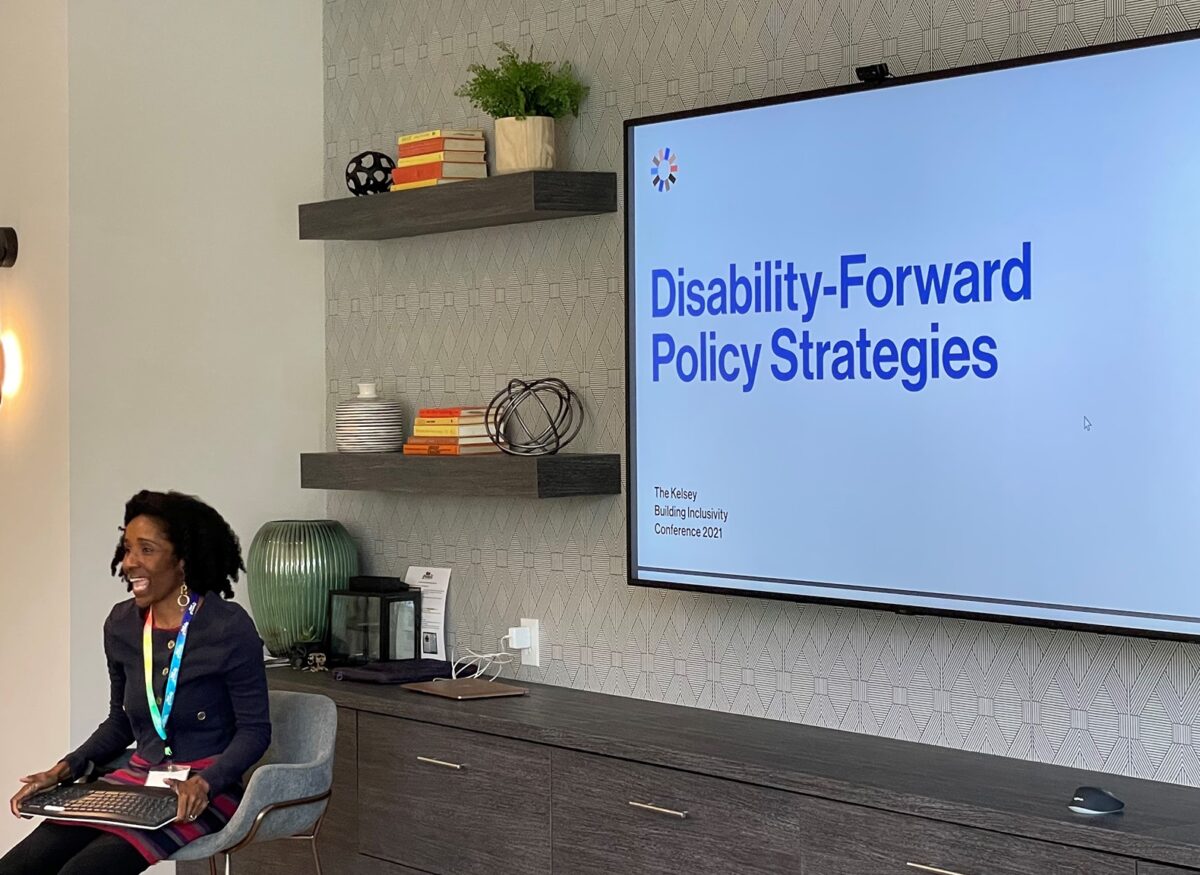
(246, 520, 359, 657)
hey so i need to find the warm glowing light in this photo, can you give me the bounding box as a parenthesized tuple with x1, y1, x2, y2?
(0, 331, 22, 398)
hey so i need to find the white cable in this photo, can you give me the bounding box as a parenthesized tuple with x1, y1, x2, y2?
(450, 634, 516, 681)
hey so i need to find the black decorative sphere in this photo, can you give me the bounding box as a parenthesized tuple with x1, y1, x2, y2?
(485, 378, 584, 456)
(345, 151, 395, 196)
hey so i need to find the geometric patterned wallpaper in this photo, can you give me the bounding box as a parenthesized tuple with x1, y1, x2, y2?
(322, 0, 1200, 784)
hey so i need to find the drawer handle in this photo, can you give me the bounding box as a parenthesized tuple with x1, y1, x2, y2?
(906, 864, 965, 875)
(416, 756, 464, 770)
(628, 800, 688, 819)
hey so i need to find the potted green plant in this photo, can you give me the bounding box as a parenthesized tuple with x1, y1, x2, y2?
(455, 42, 588, 174)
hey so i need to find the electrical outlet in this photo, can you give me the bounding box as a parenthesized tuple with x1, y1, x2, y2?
(520, 617, 540, 667)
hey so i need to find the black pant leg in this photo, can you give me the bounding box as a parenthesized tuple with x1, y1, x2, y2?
(57, 833, 149, 875)
(0, 822, 105, 875)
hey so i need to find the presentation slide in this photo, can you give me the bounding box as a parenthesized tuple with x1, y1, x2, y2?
(627, 37, 1200, 636)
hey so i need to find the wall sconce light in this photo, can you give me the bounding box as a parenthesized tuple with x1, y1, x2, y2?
(1, 227, 20, 406)
(0, 331, 20, 406)
(0, 228, 15, 268)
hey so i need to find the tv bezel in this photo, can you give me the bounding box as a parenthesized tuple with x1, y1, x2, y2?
(622, 28, 1200, 643)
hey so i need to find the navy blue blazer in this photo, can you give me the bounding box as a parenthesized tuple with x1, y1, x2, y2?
(63, 597, 271, 796)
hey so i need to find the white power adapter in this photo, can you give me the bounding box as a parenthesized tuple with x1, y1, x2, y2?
(507, 626, 533, 649)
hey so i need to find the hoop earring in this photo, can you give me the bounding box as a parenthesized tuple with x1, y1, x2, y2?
(177, 583, 190, 608)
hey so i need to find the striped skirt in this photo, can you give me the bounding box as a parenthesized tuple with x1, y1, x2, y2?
(61, 753, 242, 864)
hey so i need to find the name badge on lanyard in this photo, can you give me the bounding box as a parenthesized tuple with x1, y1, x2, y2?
(143, 597, 197, 758)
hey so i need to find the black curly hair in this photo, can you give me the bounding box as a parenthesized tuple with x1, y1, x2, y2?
(110, 490, 245, 599)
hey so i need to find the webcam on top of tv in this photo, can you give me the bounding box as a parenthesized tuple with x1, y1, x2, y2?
(855, 63, 891, 85)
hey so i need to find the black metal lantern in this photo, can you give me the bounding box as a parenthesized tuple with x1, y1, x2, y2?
(326, 582, 421, 665)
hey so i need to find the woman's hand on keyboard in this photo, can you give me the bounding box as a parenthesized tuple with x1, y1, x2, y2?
(9, 762, 71, 818)
(165, 775, 210, 823)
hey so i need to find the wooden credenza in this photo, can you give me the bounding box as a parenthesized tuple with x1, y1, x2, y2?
(180, 671, 1200, 875)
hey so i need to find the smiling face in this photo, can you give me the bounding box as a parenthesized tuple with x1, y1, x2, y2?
(120, 514, 185, 609)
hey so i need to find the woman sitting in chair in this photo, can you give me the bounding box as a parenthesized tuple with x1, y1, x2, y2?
(2, 490, 271, 874)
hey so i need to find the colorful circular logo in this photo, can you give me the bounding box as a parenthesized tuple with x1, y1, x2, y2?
(650, 148, 678, 191)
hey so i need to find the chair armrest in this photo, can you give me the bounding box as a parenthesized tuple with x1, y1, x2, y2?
(244, 760, 332, 801)
(209, 761, 333, 849)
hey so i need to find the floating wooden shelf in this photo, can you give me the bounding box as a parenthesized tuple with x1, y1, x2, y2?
(300, 452, 622, 498)
(298, 171, 617, 241)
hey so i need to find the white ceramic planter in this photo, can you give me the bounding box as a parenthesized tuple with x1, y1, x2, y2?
(494, 116, 555, 174)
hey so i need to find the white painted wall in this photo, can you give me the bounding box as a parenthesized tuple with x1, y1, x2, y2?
(0, 0, 71, 853)
(67, 0, 326, 756)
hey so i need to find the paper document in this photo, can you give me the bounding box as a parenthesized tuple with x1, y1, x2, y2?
(405, 566, 451, 660)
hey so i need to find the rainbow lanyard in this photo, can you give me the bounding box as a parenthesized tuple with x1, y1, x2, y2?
(143, 597, 197, 758)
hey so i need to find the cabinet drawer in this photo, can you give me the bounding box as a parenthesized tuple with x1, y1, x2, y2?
(805, 795, 1134, 875)
(552, 748, 814, 874)
(354, 858, 432, 875)
(357, 713, 551, 875)
(552, 749, 1133, 875)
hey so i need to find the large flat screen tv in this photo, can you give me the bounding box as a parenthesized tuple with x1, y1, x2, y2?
(625, 33, 1200, 639)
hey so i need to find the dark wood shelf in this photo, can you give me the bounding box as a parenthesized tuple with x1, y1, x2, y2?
(299, 170, 617, 240)
(300, 451, 621, 498)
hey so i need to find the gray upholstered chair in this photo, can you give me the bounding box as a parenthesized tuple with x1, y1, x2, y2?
(168, 689, 337, 875)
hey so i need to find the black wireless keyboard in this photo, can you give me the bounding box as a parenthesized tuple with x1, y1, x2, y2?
(20, 783, 178, 830)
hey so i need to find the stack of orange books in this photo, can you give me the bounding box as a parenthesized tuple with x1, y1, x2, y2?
(391, 129, 487, 191)
(403, 406, 504, 455)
